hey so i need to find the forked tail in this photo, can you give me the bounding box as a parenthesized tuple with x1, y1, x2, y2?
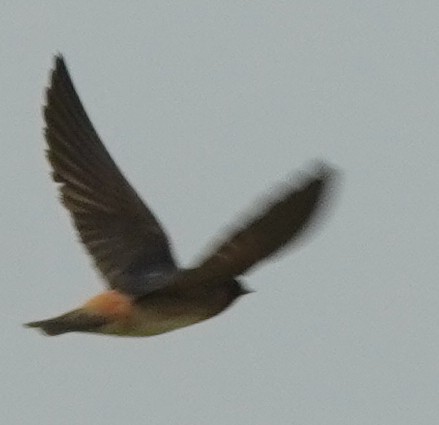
(24, 310, 108, 336)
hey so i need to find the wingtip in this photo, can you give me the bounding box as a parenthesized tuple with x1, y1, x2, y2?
(306, 161, 342, 194)
(43, 53, 71, 123)
(53, 52, 65, 65)
(49, 53, 68, 80)
(44, 54, 65, 103)
(309, 160, 339, 180)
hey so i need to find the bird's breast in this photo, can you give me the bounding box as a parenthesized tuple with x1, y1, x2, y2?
(100, 294, 223, 337)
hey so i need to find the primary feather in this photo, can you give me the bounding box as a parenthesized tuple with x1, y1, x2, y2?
(44, 55, 177, 295)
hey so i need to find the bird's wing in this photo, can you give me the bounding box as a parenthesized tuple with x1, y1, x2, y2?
(44, 55, 177, 294)
(176, 166, 335, 287)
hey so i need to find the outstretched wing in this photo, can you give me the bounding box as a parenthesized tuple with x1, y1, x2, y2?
(178, 166, 335, 287)
(44, 55, 177, 294)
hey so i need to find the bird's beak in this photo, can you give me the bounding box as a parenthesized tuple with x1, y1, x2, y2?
(241, 287, 255, 295)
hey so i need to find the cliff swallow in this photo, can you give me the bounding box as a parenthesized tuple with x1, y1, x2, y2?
(25, 55, 337, 337)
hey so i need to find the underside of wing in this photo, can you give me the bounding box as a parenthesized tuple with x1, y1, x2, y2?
(44, 55, 177, 294)
(180, 165, 336, 286)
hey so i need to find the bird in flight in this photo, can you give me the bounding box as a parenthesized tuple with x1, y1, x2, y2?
(25, 55, 337, 337)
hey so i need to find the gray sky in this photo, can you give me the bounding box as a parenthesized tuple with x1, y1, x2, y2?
(2, 2, 439, 424)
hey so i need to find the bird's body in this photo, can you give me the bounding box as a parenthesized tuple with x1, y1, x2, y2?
(30, 279, 246, 336)
(106, 279, 244, 337)
(25, 55, 337, 338)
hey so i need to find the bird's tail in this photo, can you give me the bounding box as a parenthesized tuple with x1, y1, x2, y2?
(24, 309, 108, 336)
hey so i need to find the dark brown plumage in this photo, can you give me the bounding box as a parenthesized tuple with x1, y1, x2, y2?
(25, 55, 337, 337)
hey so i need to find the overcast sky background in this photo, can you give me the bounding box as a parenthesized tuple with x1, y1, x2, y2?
(2, 2, 439, 424)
